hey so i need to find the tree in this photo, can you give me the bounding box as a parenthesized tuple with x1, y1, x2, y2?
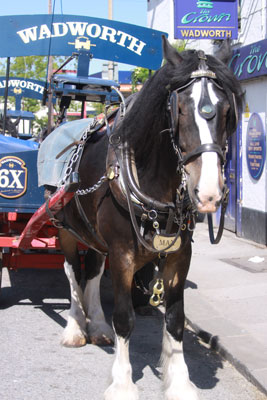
(0, 55, 66, 133)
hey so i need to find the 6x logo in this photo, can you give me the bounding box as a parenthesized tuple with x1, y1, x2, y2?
(0, 156, 27, 198)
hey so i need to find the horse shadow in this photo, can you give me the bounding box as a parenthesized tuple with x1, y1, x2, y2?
(0, 267, 70, 328)
(0, 268, 222, 390)
(130, 308, 222, 391)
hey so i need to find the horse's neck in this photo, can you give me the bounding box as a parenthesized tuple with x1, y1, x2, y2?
(135, 135, 179, 202)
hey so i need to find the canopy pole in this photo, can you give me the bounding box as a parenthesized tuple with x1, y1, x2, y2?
(3, 57, 10, 134)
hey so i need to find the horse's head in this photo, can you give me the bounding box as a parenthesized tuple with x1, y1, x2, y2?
(163, 37, 243, 214)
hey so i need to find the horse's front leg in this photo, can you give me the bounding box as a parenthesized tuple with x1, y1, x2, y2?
(104, 252, 138, 400)
(162, 243, 199, 400)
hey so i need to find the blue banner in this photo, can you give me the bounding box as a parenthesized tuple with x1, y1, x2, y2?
(174, 0, 238, 40)
(0, 77, 45, 100)
(0, 15, 166, 70)
(229, 39, 267, 81)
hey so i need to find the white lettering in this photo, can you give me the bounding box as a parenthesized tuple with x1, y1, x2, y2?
(8, 80, 20, 88)
(66, 21, 87, 36)
(9, 170, 24, 189)
(86, 23, 101, 38)
(99, 25, 117, 43)
(17, 26, 38, 44)
(35, 84, 44, 94)
(16, 22, 147, 57)
(52, 22, 68, 37)
(39, 24, 51, 40)
(117, 31, 132, 47)
(26, 82, 34, 91)
(0, 169, 9, 188)
(127, 37, 146, 56)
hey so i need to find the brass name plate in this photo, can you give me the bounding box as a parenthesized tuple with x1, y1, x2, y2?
(152, 234, 181, 253)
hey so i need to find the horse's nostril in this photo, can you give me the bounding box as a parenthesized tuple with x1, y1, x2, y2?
(208, 196, 214, 202)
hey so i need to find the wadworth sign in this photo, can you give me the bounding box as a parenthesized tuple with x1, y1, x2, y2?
(0, 77, 45, 100)
(174, 0, 238, 40)
(0, 15, 166, 70)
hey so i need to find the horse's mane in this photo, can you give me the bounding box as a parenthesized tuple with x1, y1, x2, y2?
(117, 48, 243, 165)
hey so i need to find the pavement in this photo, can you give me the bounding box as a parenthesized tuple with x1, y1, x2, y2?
(185, 221, 267, 396)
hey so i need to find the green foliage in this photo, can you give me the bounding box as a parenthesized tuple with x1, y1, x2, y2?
(131, 67, 151, 93)
(171, 39, 187, 53)
(0, 55, 67, 133)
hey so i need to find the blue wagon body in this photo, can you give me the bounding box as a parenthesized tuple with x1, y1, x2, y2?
(0, 135, 44, 213)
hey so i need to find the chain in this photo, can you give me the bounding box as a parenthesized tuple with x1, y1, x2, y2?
(76, 174, 108, 196)
(60, 120, 97, 187)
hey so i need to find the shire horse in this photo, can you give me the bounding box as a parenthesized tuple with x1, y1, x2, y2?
(55, 37, 243, 400)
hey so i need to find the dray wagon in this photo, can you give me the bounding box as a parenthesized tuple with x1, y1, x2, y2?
(0, 74, 122, 289)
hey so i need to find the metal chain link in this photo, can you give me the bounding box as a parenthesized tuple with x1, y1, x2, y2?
(60, 124, 94, 186)
(76, 174, 108, 196)
(58, 119, 110, 196)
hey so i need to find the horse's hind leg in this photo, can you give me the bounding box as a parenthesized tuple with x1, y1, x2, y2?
(83, 249, 114, 345)
(59, 229, 87, 347)
(162, 246, 199, 400)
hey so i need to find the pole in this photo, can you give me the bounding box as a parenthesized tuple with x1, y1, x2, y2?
(47, 0, 54, 134)
(3, 57, 10, 134)
(108, 0, 114, 80)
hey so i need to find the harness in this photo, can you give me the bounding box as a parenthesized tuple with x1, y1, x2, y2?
(52, 51, 235, 306)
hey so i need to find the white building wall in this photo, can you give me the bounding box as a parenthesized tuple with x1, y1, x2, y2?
(239, 0, 267, 46)
(147, 0, 174, 40)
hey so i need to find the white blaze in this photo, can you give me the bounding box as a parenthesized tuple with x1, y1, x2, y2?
(191, 81, 221, 201)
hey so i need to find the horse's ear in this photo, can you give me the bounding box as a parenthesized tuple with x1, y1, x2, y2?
(214, 39, 232, 64)
(162, 35, 183, 66)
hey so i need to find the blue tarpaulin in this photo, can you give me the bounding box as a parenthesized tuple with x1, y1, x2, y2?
(0, 134, 39, 153)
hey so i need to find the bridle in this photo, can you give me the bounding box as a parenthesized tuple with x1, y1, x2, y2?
(105, 50, 237, 255)
(167, 50, 236, 170)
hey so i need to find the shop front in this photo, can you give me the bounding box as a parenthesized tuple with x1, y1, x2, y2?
(227, 39, 267, 245)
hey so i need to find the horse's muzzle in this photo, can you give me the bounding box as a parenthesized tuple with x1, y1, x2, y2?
(193, 186, 222, 213)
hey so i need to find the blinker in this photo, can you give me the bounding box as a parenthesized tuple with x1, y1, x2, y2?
(198, 77, 216, 120)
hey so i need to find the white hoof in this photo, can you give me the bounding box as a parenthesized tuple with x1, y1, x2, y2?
(87, 321, 114, 346)
(104, 382, 139, 400)
(164, 381, 199, 400)
(61, 316, 87, 347)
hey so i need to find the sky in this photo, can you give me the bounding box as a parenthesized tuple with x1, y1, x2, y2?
(0, 0, 148, 73)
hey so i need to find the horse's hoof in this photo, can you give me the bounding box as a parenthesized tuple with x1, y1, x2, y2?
(61, 332, 87, 348)
(87, 321, 114, 346)
(104, 382, 139, 400)
(164, 383, 199, 400)
(89, 334, 114, 346)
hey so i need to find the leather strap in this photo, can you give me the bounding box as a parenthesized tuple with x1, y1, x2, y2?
(207, 186, 229, 244)
(182, 143, 225, 165)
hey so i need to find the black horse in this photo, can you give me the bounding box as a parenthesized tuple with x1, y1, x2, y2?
(48, 37, 243, 400)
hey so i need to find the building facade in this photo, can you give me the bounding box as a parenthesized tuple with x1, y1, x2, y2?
(147, 0, 267, 245)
